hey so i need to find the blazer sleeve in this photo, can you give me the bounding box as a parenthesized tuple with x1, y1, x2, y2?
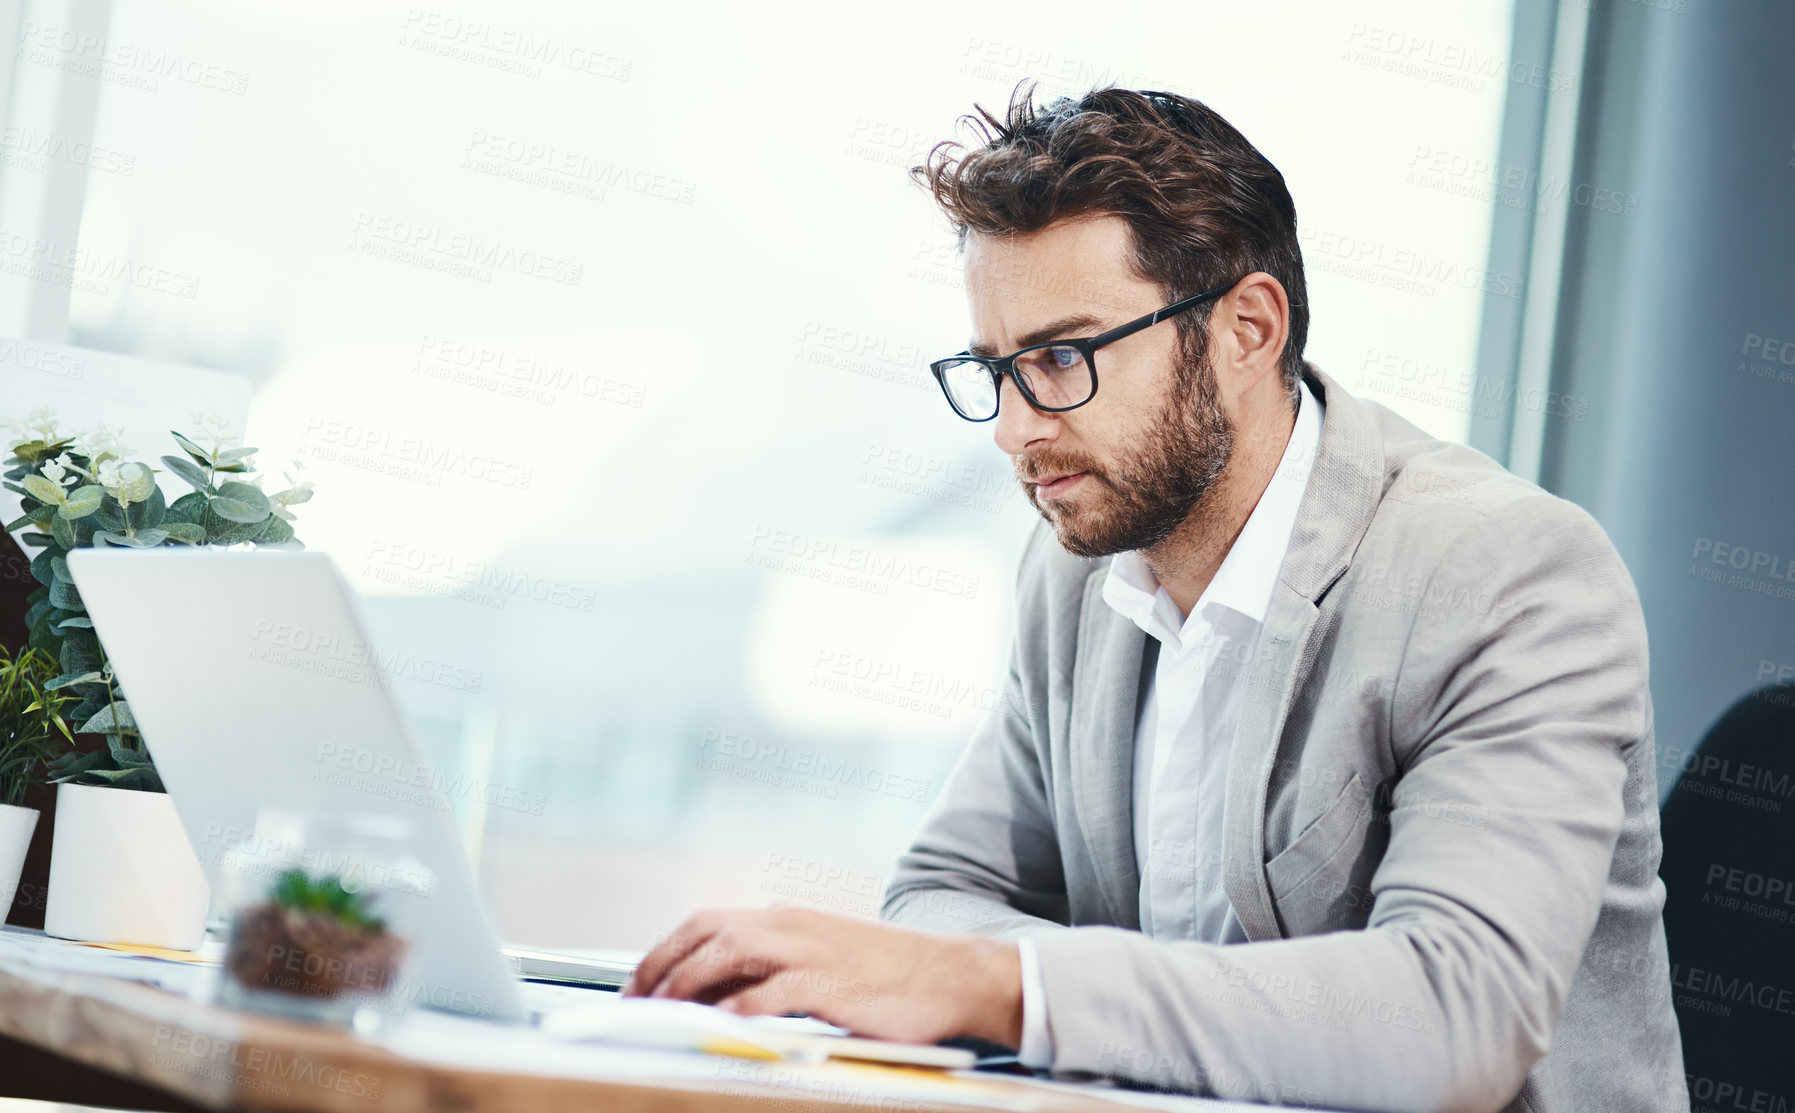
(1022, 496, 1651, 1113)
(880, 523, 1072, 938)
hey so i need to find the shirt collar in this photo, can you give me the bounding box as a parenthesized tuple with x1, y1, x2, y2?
(1102, 377, 1324, 646)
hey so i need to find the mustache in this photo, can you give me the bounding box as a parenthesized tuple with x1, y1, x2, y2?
(1014, 450, 1106, 484)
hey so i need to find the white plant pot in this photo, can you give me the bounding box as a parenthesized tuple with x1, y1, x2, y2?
(44, 782, 209, 950)
(0, 802, 38, 915)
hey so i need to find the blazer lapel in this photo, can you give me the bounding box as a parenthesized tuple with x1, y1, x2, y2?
(1069, 564, 1145, 929)
(1223, 364, 1388, 941)
(1223, 587, 1320, 940)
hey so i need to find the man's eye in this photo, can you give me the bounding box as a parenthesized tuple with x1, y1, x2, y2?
(1051, 347, 1082, 369)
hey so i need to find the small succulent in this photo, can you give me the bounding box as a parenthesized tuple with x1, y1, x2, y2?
(3, 412, 313, 792)
(269, 868, 387, 934)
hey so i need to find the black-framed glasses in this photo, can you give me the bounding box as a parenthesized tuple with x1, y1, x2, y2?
(928, 279, 1239, 422)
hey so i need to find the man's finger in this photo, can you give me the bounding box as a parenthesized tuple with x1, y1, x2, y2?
(625, 910, 725, 997)
(717, 976, 812, 1023)
(652, 929, 800, 1004)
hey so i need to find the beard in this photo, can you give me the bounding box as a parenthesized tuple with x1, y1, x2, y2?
(1015, 336, 1235, 559)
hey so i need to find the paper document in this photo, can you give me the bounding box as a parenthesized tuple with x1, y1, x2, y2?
(539, 996, 975, 1069)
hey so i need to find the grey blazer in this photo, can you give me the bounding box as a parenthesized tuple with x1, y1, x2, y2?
(881, 365, 1687, 1113)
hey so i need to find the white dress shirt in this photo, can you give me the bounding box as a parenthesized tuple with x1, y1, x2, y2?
(1015, 378, 1323, 1068)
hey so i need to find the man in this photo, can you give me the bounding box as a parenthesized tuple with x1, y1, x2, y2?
(626, 85, 1687, 1113)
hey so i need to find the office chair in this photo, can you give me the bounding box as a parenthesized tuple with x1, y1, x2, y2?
(1659, 682, 1795, 1103)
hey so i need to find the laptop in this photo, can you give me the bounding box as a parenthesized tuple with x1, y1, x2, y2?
(65, 547, 640, 1022)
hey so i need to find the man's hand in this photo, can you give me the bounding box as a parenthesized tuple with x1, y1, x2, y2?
(622, 906, 1023, 1048)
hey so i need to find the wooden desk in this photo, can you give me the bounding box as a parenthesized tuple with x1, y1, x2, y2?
(0, 946, 1212, 1113)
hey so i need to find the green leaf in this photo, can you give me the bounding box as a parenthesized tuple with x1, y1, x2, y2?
(165, 491, 208, 525)
(170, 431, 213, 467)
(50, 555, 71, 583)
(50, 512, 76, 549)
(59, 485, 103, 519)
(29, 547, 56, 586)
(52, 616, 93, 631)
(160, 454, 210, 492)
(90, 530, 125, 548)
(67, 764, 162, 791)
(93, 496, 126, 532)
(20, 474, 65, 504)
(127, 485, 167, 531)
(24, 593, 51, 631)
(210, 481, 271, 523)
(215, 445, 258, 464)
(48, 577, 81, 610)
(116, 462, 157, 504)
(3, 513, 34, 532)
(269, 486, 314, 508)
(46, 671, 104, 691)
(253, 514, 295, 545)
(201, 505, 264, 544)
(81, 704, 138, 734)
(58, 627, 99, 675)
(162, 522, 206, 545)
(117, 527, 168, 548)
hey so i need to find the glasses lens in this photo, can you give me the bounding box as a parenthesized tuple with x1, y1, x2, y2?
(936, 358, 998, 420)
(1014, 345, 1093, 409)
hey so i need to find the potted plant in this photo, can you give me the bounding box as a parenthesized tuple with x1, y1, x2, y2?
(0, 644, 73, 915)
(1, 410, 314, 948)
(223, 867, 410, 1019)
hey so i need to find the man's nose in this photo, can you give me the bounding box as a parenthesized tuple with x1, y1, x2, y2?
(992, 374, 1059, 455)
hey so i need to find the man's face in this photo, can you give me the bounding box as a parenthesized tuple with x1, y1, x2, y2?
(962, 214, 1235, 558)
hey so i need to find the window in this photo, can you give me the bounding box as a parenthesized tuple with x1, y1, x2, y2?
(4, 0, 1517, 948)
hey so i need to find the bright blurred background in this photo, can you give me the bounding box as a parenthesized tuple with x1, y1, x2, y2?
(4, 0, 1788, 966)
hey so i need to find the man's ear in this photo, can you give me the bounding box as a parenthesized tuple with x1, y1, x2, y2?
(1214, 272, 1289, 397)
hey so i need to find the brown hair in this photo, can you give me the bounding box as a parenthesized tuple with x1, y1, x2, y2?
(912, 82, 1308, 399)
